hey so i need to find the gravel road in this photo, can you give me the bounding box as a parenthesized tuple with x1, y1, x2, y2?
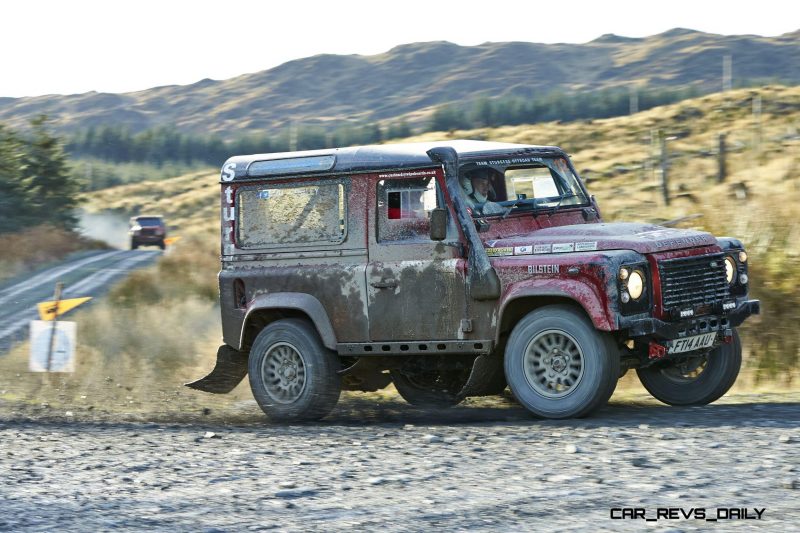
(1, 393, 797, 532)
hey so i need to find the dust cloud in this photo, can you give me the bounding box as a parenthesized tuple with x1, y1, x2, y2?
(78, 210, 131, 249)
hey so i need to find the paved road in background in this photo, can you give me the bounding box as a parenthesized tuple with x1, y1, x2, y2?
(0, 250, 160, 351)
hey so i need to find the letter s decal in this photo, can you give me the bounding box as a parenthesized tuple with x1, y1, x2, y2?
(221, 162, 236, 182)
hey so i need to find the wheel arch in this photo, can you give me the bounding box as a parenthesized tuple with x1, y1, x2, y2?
(496, 288, 613, 346)
(239, 293, 337, 352)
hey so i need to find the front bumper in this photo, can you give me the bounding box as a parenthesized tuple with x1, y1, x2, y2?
(131, 233, 164, 243)
(623, 299, 760, 340)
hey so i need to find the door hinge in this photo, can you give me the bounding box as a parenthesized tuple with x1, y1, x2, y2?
(460, 319, 473, 333)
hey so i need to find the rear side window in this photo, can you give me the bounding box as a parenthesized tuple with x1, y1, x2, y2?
(237, 182, 346, 248)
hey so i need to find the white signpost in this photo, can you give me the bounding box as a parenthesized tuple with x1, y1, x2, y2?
(29, 320, 76, 373)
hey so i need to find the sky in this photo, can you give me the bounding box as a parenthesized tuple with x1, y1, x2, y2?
(1, 0, 799, 98)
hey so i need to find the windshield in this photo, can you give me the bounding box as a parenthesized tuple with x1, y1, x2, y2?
(459, 157, 588, 217)
(136, 217, 163, 227)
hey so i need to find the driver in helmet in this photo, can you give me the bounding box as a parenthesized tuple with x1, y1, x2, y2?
(462, 167, 505, 216)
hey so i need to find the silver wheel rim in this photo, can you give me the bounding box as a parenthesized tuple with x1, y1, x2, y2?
(660, 356, 707, 383)
(261, 342, 307, 404)
(523, 329, 585, 398)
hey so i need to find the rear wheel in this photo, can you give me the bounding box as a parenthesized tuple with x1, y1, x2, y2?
(248, 319, 341, 422)
(636, 329, 741, 406)
(504, 305, 619, 419)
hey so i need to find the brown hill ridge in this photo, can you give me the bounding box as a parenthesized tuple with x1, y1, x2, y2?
(0, 28, 798, 136)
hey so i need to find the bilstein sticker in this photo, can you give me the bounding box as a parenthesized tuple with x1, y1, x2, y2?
(552, 243, 575, 253)
(514, 245, 533, 255)
(528, 265, 560, 274)
(575, 241, 598, 251)
(486, 247, 513, 257)
(534, 244, 552, 254)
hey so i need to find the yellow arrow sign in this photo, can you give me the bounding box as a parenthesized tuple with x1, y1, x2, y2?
(37, 297, 92, 321)
(164, 236, 181, 246)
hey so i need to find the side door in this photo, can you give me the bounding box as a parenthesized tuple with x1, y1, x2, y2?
(366, 169, 467, 341)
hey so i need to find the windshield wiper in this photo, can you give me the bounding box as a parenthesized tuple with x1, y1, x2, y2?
(501, 198, 533, 219)
(547, 192, 577, 215)
(527, 192, 577, 216)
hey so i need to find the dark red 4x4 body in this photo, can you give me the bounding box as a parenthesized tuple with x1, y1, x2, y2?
(188, 141, 759, 421)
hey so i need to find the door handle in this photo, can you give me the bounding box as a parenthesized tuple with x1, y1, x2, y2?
(370, 280, 398, 289)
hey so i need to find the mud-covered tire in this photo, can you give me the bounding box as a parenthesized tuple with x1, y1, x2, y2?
(389, 370, 463, 408)
(248, 319, 341, 422)
(636, 329, 742, 406)
(504, 305, 619, 419)
(158, 240, 166, 250)
(130, 238, 139, 250)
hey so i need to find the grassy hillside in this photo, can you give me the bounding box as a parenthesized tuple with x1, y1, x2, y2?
(80, 86, 800, 387)
(1, 29, 798, 136)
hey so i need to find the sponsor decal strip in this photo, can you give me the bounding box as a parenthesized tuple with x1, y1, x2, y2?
(552, 243, 575, 253)
(486, 247, 513, 257)
(491, 242, 600, 256)
(514, 245, 533, 256)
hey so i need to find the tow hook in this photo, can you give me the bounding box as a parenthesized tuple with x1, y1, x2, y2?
(722, 328, 734, 344)
(648, 341, 667, 360)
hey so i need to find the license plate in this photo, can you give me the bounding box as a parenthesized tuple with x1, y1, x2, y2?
(667, 332, 717, 354)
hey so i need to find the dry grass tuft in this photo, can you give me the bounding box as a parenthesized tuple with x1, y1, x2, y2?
(0, 225, 108, 283)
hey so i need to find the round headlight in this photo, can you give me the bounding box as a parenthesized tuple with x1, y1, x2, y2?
(628, 270, 645, 300)
(619, 267, 630, 281)
(738, 251, 748, 263)
(724, 256, 736, 284)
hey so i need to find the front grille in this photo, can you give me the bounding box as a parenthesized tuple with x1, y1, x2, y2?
(658, 253, 729, 313)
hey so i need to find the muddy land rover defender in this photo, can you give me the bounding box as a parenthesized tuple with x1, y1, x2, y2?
(187, 141, 760, 421)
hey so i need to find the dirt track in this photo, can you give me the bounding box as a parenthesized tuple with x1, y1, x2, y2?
(1, 393, 797, 531)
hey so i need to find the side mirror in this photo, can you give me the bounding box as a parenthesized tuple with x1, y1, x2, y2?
(429, 208, 447, 241)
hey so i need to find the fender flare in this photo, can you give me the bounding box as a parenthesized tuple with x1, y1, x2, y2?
(240, 292, 338, 350)
(496, 279, 615, 344)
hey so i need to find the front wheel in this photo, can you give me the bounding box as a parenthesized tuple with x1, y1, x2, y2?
(504, 305, 619, 419)
(248, 319, 341, 422)
(636, 329, 742, 406)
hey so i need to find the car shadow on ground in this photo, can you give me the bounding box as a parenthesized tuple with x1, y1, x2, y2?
(1, 396, 798, 432)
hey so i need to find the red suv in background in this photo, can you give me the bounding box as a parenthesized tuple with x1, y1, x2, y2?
(129, 215, 166, 250)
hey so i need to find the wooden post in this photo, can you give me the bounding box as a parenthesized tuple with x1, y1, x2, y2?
(289, 121, 298, 152)
(46, 282, 63, 372)
(718, 133, 727, 183)
(753, 95, 762, 160)
(723, 55, 732, 92)
(629, 86, 639, 115)
(659, 130, 670, 206)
